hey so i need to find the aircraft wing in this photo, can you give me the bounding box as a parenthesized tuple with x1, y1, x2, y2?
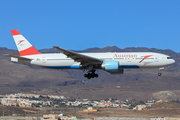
(53, 46, 103, 66)
(5, 54, 32, 60)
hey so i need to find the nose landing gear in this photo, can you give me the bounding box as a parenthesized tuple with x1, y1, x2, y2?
(84, 70, 98, 79)
(158, 67, 164, 76)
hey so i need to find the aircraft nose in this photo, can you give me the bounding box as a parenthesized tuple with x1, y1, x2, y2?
(172, 59, 175, 64)
(168, 59, 175, 65)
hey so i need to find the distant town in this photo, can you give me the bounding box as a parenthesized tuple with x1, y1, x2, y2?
(0, 92, 177, 111)
(0, 92, 180, 120)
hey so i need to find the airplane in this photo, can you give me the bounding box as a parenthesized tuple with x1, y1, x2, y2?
(5, 30, 175, 79)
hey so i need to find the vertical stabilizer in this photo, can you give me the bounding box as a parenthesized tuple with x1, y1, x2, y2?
(11, 30, 41, 56)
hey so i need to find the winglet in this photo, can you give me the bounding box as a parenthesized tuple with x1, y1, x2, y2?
(11, 30, 41, 56)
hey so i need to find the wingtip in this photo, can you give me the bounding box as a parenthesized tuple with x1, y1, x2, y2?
(4, 54, 10, 56)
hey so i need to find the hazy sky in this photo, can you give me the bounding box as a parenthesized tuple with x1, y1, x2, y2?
(0, 0, 180, 52)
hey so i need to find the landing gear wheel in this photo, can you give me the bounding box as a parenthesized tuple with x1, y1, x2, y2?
(87, 73, 91, 79)
(84, 74, 88, 77)
(84, 70, 99, 79)
(158, 73, 161, 76)
(95, 74, 98, 77)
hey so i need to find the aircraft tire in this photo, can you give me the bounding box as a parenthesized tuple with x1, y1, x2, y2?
(84, 74, 88, 77)
(84, 73, 98, 79)
(87, 73, 91, 79)
(158, 73, 161, 76)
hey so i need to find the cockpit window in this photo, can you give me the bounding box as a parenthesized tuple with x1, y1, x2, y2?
(167, 57, 172, 59)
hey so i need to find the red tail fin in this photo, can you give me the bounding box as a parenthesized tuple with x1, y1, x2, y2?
(11, 30, 41, 56)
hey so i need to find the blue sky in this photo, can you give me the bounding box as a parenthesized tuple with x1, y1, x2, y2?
(0, 0, 180, 52)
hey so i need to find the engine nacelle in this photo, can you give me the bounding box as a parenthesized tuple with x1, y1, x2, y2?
(108, 69, 124, 74)
(104, 60, 119, 71)
(101, 60, 124, 74)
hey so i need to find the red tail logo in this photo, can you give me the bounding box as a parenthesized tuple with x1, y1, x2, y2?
(18, 40, 25, 45)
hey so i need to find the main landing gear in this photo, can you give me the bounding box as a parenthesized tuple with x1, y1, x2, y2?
(84, 70, 98, 79)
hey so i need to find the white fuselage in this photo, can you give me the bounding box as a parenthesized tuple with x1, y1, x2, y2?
(11, 52, 175, 70)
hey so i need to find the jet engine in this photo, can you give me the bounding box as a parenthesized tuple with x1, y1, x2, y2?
(101, 61, 124, 74)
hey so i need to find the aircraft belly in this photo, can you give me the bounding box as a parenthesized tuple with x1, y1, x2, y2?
(119, 60, 140, 69)
(36, 59, 80, 69)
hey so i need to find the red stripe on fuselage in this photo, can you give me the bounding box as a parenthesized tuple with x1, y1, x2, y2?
(19, 46, 41, 56)
(139, 55, 153, 63)
(11, 30, 21, 36)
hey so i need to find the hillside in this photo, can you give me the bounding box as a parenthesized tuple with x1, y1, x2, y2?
(0, 46, 180, 100)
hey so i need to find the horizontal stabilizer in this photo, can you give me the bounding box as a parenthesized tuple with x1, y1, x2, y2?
(4, 54, 32, 60)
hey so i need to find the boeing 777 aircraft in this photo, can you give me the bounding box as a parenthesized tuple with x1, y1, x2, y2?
(6, 30, 175, 79)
